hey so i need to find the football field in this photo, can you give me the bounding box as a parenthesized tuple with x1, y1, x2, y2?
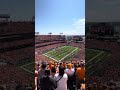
(43, 46, 79, 62)
(19, 48, 110, 74)
(86, 48, 110, 75)
(20, 62, 34, 74)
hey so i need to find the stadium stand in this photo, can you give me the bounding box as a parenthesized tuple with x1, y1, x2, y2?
(35, 35, 85, 90)
(35, 35, 85, 62)
(35, 60, 85, 90)
(0, 15, 34, 89)
(85, 22, 120, 89)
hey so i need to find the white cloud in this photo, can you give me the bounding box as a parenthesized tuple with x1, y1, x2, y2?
(64, 18, 85, 35)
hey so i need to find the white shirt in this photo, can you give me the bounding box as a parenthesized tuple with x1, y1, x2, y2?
(54, 73, 68, 90)
(65, 68, 75, 76)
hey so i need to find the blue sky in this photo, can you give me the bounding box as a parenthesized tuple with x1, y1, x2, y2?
(35, 0, 85, 35)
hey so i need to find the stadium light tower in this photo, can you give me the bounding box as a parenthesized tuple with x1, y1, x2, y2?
(48, 32, 52, 35)
(35, 32, 39, 35)
(0, 14, 10, 22)
(60, 33, 63, 35)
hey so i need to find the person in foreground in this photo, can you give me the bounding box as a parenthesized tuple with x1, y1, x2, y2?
(54, 66, 68, 90)
(40, 69, 57, 90)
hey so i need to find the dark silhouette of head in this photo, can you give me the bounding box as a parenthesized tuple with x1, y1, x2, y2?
(59, 66, 65, 76)
(51, 66, 56, 73)
(45, 69, 50, 76)
(41, 62, 46, 69)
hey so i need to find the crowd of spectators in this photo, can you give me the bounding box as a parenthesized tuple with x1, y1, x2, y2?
(0, 21, 34, 89)
(35, 41, 66, 48)
(0, 38, 33, 49)
(35, 35, 85, 62)
(0, 21, 34, 64)
(86, 77, 120, 90)
(35, 60, 85, 90)
(86, 39, 120, 89)
(35, 43, 67, 55)
(0, 21, 34, 35)
(35, 35, 85, 90)
(0, 65, 34, 90)
(0, 47, 34, 64)
(36, 35, 65, 41)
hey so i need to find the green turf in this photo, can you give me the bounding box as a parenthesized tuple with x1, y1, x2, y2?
(16, 58, 34, 74)
(22, 63, 35, 73)
(86, 48, 110, 76)
(86, 49, 102, 62)
(43, 46, 79, 61)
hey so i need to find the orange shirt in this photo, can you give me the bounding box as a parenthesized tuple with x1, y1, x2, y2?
(76, 67, 85, 80)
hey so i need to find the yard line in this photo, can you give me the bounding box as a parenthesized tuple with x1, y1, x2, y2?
(44, 46, 67, 55)
(86, 51, 104, 64)
(20, 63, 34, 74)
(57, 47, 75, 57)
(95, 53, 110, 63)
(87, 65, 92, 70)
(43, 47, 78, 62)
(86, 57, 102, 71)
(86, 53, 110, 75)
(43, 54, 59, 62)
(87, 48, 101, 52)
(20, 62, 34, 68)
(20, 67, 33, 74)
(60, 48, 78, 61)
(44, 46, 74, 58)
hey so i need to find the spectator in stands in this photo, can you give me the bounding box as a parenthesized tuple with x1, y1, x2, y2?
(65, 63, 75, 76)
(81, 79, 85, 90)
(49, 61, 54, 69)
(63, 62, 67, 69)
(51, 65, 56, 78)
(38, 62, 46, 79)
(35, 68, 38, 77)
(59, 63, 63, 68)
(54, 66, 68, 90)
(101, 84, 108, 90)
(36, 64, 40, 71)
(76, 63, 85, 90)
(0, 86, 4, 90)
(40, 69, 57, 90)
(35, 60, 86, 90)
(65, 63, 75, 90)
(38, 62, 46, 89)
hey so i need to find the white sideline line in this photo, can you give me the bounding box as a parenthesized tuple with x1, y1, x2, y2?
(86, 51, 104, 64)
